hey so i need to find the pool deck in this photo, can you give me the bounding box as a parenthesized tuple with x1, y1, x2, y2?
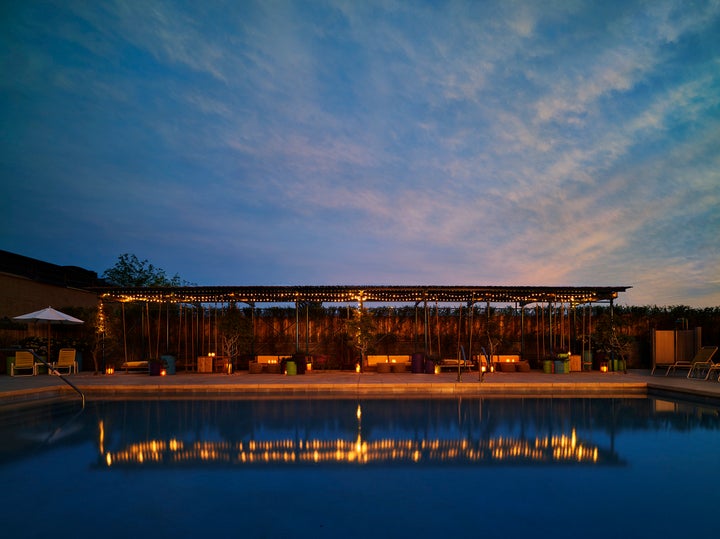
(2, 368, 720, 404)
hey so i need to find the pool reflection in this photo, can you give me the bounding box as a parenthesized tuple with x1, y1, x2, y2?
(4, 396, 720, 469)
(92, 396, 719, 469)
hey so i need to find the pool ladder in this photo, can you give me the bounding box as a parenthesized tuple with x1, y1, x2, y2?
(27, 349, 86, 408)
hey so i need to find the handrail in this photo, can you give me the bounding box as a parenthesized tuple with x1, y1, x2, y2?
(5, 348, 85, 408)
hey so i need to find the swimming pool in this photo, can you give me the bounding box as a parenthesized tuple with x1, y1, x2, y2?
(1, 394, 719, 538)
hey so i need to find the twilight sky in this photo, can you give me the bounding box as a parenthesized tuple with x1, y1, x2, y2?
(2, 0, 719, 307)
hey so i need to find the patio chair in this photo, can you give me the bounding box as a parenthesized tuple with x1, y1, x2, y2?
(52, 348, 77, 374)
(666, 346, 717, 377)
(10, 351, 37, 376)
(687, 346, 718, 380)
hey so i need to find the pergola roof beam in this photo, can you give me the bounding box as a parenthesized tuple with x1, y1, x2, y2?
(97, 285, 630, 306)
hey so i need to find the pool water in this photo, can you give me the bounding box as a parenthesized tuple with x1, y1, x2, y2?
(1, 395, 719, 538)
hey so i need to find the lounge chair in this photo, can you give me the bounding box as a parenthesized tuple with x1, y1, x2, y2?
(687, 346, 719, 380)
(439, 357, 476, 372)
(52, 348, 77, 374)
(666, 346, 717, 377)
(703, 360, 720, 382)
(10, 351, 37, 376)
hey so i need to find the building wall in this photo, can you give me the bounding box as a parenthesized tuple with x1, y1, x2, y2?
(0, 273, 98, 319)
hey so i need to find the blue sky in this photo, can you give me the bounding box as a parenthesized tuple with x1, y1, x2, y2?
(2, 0, 719, 307)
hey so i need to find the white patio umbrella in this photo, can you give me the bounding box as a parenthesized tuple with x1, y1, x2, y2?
(13, 306, 84, 362)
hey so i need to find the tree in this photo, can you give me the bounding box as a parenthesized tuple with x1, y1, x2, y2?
(217, 304, 254, 364)
(88, 302, 118, 374)
(343, 307, 378, 371)
(592, 311, 633, 371)
(102, 253, 183, 287)
(100, 254, 187, 368)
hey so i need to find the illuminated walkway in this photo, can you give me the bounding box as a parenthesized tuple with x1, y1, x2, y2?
(2, 369, 720, 404)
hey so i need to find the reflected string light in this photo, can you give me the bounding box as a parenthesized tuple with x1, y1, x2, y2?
(100, 431, 604, 467)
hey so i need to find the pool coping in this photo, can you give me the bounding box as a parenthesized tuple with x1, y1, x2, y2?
(2, 369, 720, 404)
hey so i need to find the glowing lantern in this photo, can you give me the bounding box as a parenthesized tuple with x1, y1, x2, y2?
(105, 366, 115, 375)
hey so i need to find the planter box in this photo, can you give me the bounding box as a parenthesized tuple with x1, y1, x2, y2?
(554, 360, 569, 374)
(197, 356, 213, 373)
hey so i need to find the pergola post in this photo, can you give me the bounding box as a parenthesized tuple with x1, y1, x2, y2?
(295, 299, 300, 353)
(423, 296, 429, 356)
(549, 302, 553, 355)
(250, 302, 256, 360)
(520, 303, 525, 360)
(306, 302, 310, 355)
(468, 300, 474, 371)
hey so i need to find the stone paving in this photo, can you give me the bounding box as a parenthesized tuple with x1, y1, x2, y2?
(2, 368, 720, 404)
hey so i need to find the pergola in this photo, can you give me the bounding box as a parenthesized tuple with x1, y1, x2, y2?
(98, 284, 630, 306)
(97, 285, 631, 369)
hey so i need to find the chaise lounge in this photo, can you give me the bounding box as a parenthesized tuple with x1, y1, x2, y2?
(665, 346, 718, 377)
(686, 346, 719, 380)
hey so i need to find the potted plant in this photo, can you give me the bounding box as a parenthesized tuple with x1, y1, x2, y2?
(291, 351, 309, 374)
(592, 314, 632, 372)
(554, 352, 570, 374)
(542, 356, 554, 374)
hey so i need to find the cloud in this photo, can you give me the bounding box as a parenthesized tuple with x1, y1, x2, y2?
(530, 1, 720, 126)
(3, 0, 719, 306)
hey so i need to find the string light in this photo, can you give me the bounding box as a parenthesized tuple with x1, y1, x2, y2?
(99, 285, 629, 307)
